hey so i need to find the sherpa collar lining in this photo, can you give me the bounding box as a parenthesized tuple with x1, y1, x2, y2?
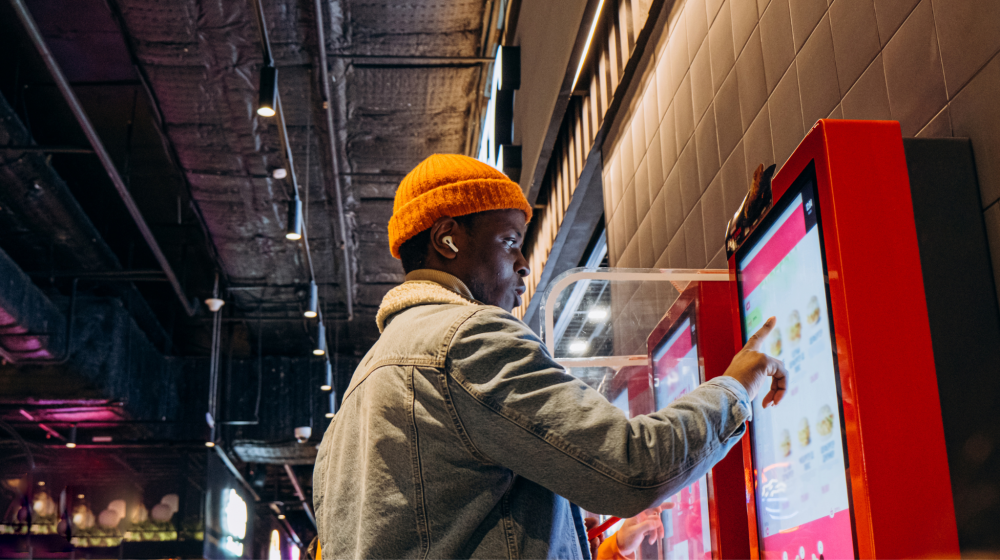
(375, 280, 478, 332)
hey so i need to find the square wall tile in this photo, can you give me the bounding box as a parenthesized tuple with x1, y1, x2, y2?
(687, 0, 710, 59)
(678, 141, 701, 218)
(744, 105, 775, 188)
(931, 0, 1000, 97)
(797, 15, 840, 131)
(692, 40, 715, 123)
(732, 0, 759, 55)
(608, 153, 623, 212)
(631, 114, 648, 170)
(661, 102, 679, 175)
(874, 0, 920, 46)
(916, 105, 952, 138)
(789, 0, 827, 52)
(656, 55, 674, 119)
(707, 0, 725, 25)
(643, 88, 660, 148)
(702, 174, 727, 255)
(668, 227, 688, 268)
(638, 216, 655, 268)
(758, 0, 772, 19)
(621, 130, 635, 184)
(684, 202, 709, 269)
(710, 1, 736, 93)
(842, 55, 891, 120)
(707, 246, 728, 269)
(769, 62, 805, 168)
(882, 0, 947, 137)
(635, 157, 651, 223)
(621, 240, 639, 268)
(675, 73, 696, 150)
(951, 54, 1000, 207)
(737, 28, 768, 131)
(623, 179, 637, 238)
(830, 0, 881, 95)
(655, 248, 670, 268)
(722, 141, 748, 217)
(759, 0, 795, 93)
(696, 106, 721, 192)
(651, 189, 669, 257)
(669, 16, 692, 87)
(648, 130, 665, 193)
(665, 168, 685, 239)
(716, 67, 743, 161)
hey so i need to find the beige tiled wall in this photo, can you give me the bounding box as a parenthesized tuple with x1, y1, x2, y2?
(602, 0, 1000, 304)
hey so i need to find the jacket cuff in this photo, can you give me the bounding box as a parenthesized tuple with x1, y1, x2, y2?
(706, 376, 753, 424)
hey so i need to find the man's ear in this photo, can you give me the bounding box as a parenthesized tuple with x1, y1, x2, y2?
(429, 217, 460, 260)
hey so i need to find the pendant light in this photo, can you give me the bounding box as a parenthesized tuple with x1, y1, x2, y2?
(304, 280, 319, 318)
(65, 425, 77, 449)
(257, 65, 277, 117)
(320, 360, 332, 391)
(286, 196, 303, 241)
(313, 322, 326, 356)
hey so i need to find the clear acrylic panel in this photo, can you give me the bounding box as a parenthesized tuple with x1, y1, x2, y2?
(540, 267, 730, 399)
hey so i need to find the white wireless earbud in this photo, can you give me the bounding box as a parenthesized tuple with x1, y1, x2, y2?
(442, 236, 459, 253)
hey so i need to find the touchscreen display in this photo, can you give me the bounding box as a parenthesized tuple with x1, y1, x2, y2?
(652, 317, 712, 560)
(736, 172, 854, 558)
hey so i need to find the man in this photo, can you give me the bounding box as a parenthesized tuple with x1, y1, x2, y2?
(313, 154, 785, 558)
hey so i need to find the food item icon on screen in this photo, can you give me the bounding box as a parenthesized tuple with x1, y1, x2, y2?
(798, 417, 811, 447)
(817, 405, 834, 437)
(788, 310, 802, 344)
(779, 429, 792, 458)
(806, 296, 821, 326)
(770, 328, 782, 357)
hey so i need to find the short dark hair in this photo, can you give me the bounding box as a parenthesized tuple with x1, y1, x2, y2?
(398, 214, 479, 273)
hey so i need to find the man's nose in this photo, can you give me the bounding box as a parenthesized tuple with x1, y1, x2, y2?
(515, 251, 530, 277)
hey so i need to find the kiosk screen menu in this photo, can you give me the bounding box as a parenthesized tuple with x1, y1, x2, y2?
(736, 168, 855, 559)
(652, 317, 712, 560)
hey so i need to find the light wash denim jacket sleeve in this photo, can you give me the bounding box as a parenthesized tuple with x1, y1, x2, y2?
(446, 307, 753, 517)
(314, 284, 751, 559)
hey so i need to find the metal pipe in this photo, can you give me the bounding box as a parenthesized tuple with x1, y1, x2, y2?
(315, 0, 354, 321)
(0, 145, 94, 153)
(9, 0, 197, 317)
(284, 464, 317, 528)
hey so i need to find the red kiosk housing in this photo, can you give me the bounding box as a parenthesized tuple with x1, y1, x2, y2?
(726, 120, 959, 558)
(632, 281, 749, 560)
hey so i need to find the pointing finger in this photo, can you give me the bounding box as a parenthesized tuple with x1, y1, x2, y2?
(745, 317, 776, 352)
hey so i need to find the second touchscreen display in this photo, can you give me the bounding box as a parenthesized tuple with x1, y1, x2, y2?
(736, 174, 855, 559)
(652, 318, 712, 560)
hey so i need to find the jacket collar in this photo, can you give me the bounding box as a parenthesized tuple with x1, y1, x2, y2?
(376, 270, 479, 332)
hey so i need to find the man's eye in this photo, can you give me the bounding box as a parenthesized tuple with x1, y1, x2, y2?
(504, 239, 517, 249)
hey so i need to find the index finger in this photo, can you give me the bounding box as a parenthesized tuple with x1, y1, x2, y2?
(745, 316, 776, 352)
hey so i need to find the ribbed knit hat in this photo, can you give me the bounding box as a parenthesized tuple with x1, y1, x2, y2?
(388, 154, 533, 259)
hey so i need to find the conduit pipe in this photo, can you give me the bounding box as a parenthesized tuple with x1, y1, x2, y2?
(9, 0, 197, 317)
(284, 463, 317, 528)
(315, 0, 354, 321)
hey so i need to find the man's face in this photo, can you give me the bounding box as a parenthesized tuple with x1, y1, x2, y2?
(456, 209, 530, 312)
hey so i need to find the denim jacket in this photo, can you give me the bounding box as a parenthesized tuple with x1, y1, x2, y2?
(313, 272, 752, 559)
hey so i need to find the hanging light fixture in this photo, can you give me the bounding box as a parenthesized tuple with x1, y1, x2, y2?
(257, 65, 277, 117)
(304, 280, 319, 318)
(313, 322, 326, 356)
(286, 196, 303, 241)
(65, 425, 77, 449)
(326, 390, 337, 419)
(320, 360, 332, 391)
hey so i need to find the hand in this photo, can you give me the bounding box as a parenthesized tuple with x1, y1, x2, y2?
(584, 517, 605, 559)
(615, 502, 672, 557)
(724, 317, 788, 407)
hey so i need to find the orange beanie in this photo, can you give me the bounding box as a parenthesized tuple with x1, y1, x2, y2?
(388, 154, 533, 258)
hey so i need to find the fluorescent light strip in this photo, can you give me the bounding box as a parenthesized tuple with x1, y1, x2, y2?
(571, 0, 607, 92)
